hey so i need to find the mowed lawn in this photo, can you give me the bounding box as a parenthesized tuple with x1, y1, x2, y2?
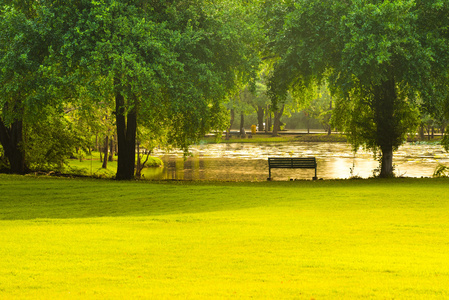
(0, 174, 448, 299)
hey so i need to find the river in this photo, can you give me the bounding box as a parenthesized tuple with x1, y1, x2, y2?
(142, 142, 449, 181)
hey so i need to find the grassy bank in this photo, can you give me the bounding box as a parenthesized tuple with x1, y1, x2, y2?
(1, 175, 448, 299)
(202, 132, 443, 144)
(63, 152, 162, 178)
(202, 133, 348, 144)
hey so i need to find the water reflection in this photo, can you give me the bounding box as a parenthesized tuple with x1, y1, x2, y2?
(142, 142, 449, 181)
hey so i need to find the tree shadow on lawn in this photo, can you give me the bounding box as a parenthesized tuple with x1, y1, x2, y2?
(1, 175, 445, 221)
(0, 175, 318, 220)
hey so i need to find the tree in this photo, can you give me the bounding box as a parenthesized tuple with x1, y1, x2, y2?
(57, 0, 260, 180)
(250, 82, 270, 132)
(0, 3, 65, 174)
(266, 0, 449, 177)
(306, 85, 333, 135)
(225, 89, 253, 137)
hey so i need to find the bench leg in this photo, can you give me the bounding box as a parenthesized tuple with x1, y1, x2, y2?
(268, 168, 272, 181)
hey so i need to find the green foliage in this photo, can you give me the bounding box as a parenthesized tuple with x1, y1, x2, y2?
(301, 84, 333, 132)
(433, 164, 449, 178)
(0, 4, 66, 119)
(145, 156, 163, 168)
(25, 108, 89, 172)
(332, 83, 420, 153)
(442, 128, 449, 151)
(0, 146, 7, 170)
(55, 0, 261, 159)
(1, 0, 261, 176)
(0, 2, 76, 173)
(265, 0, 449, 175)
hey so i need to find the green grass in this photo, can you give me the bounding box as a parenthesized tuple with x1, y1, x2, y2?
(63, 152, 162, 178)
(1, 174, 448, 299)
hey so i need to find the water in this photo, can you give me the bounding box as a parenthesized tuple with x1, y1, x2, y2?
(142, 142, 449, 181)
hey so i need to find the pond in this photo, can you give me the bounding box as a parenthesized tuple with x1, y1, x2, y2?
(142, 142, 449, 181)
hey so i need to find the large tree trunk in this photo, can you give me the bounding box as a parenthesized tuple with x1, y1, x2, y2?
(272, 104, 285, 136)
(0, 118, 26, 174)
(374, 79, 397, 178)
(380, 145, 394, 177)
(115, 89, 137, 180)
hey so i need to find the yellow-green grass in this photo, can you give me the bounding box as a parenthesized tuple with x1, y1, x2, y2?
(1, 174, 448, 299)
(65, 152, 162, 178)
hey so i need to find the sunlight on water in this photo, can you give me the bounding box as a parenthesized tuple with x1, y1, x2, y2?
(142, 142, 449, 181)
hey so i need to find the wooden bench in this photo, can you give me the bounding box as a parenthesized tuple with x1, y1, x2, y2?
(268, 157, 317, 180)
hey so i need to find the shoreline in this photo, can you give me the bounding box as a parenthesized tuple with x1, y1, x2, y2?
(203, 131, 442, 144)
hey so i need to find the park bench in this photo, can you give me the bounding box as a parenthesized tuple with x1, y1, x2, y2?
(268, 157, 317, 180)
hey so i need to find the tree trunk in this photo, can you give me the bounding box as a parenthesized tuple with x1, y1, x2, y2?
(272, 104, 285, 136)
(102, 135, 109, 169)
(265, 106, 269, 133)
(115, 87, 137, 180)
(305, 113, 310, 134)
(95, 133, 99, 152)
(226, 109, 235, 140)
(267, 109, 272, 133)
(0, 118, 26, 174)
(239, 113, 246, 137)
(419, 124, 425, 140)
(327, 100, 332, 135)
(257, 105, 264, 132)
(136, 141, 141, 179)
(380, 145, 394, 177)
(108, 136, 114, 161)
(375, 79, 397, 178)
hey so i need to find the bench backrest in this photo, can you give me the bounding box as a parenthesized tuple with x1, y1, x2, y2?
(268, 157, 316, 169)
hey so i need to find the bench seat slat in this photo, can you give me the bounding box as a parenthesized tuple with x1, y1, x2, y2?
(268, 157, 317, 180)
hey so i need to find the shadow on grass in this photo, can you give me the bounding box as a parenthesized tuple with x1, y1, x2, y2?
(1, 174, 446, 220)
(0, 174, 307, 220)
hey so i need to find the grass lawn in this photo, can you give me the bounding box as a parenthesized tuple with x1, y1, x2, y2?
(1, 174, 448, 299)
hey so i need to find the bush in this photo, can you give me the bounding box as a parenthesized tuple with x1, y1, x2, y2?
(433, 164, 449, 178)
(25, 114, 89, 172)
(0, 146, 8, 172)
